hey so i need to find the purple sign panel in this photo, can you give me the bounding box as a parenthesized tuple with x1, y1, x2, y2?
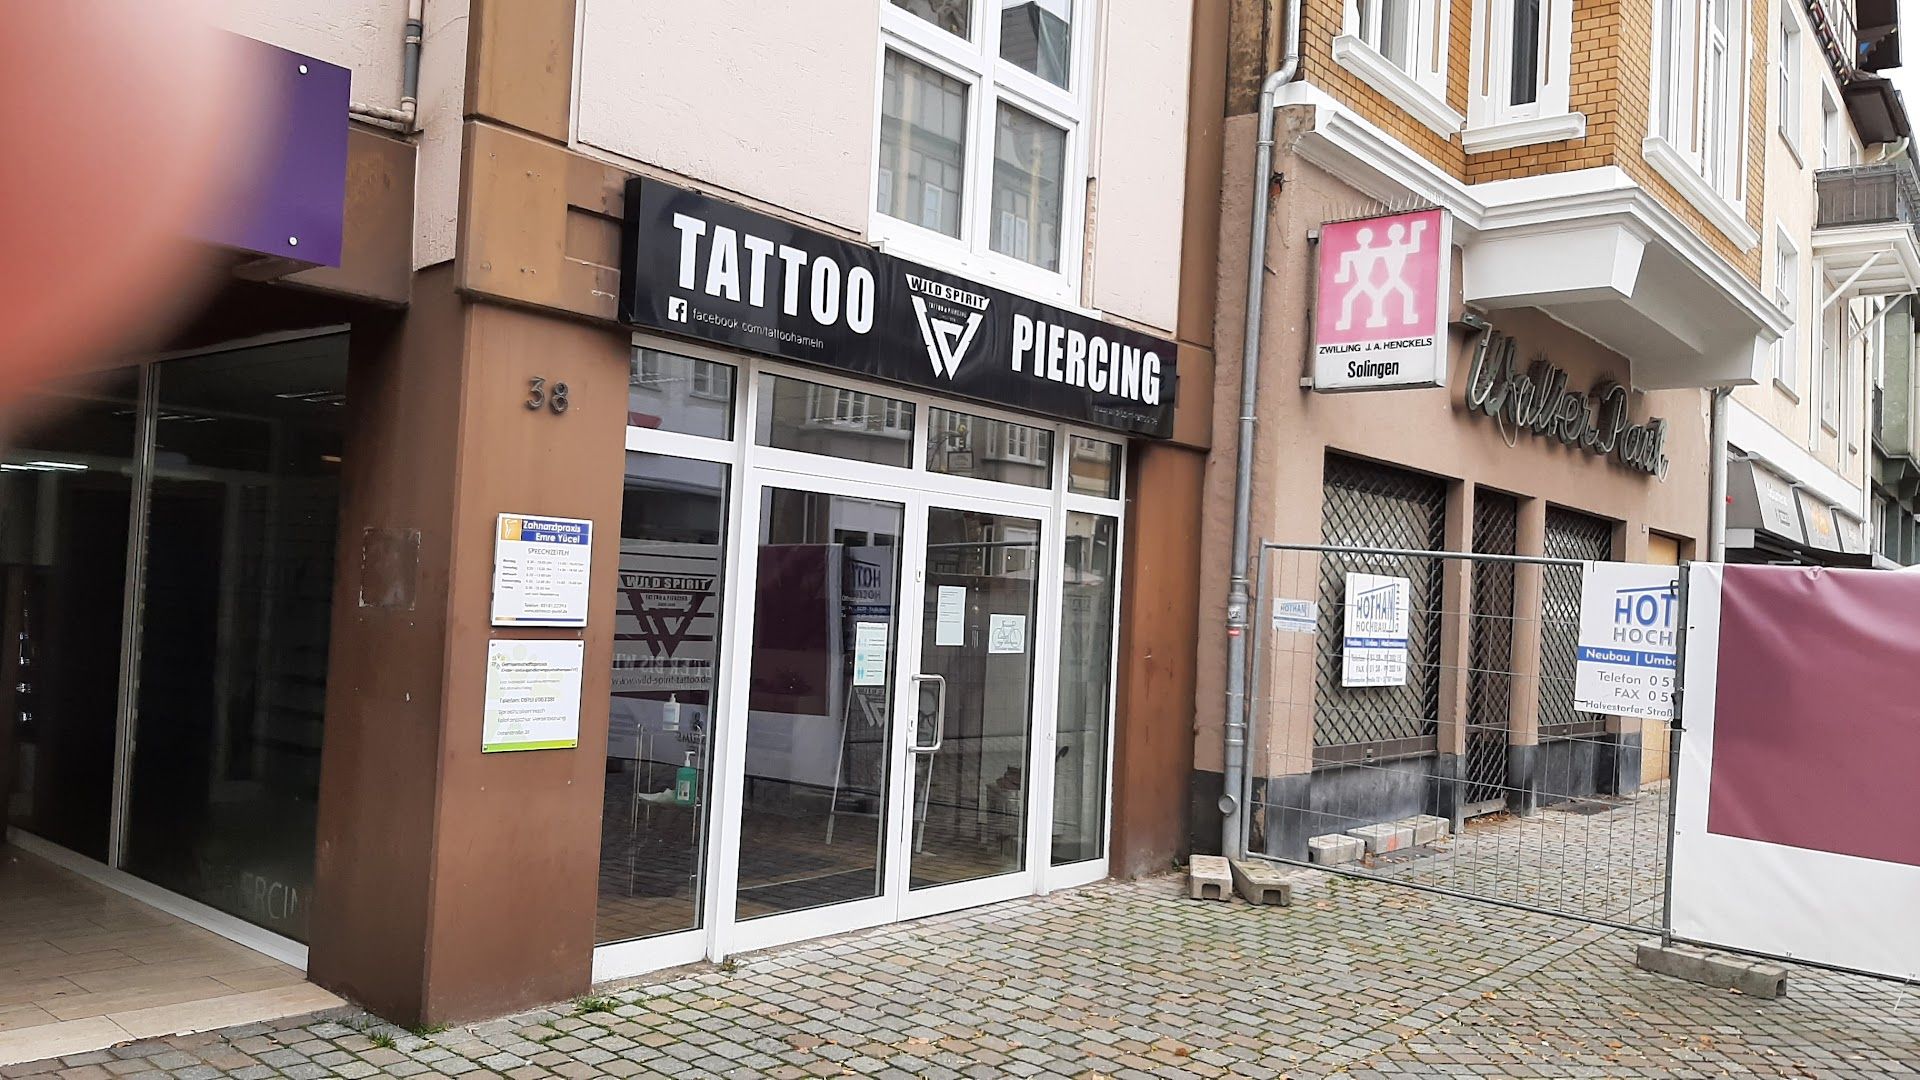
(198, 35, 348, 267)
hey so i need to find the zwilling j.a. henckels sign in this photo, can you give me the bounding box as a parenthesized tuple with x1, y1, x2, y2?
(618, 180, 1177, 438)
(1312, 208, 1452, 392)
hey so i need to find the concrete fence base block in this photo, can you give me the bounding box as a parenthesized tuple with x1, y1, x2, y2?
(1347, 822, 1414, 855)
(1635, 940, 1788, 999)
(1187, 855, 1232, 901)
(1308, 834, 1365, 865)
(1400, 815, 1451, 846)
(1229, 860, 1294, 906)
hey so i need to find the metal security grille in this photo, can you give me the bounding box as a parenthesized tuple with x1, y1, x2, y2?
(1465, 491, 1518, 812)
(1540, 508, 1614, 738)
(1313, 456, 1446, 757)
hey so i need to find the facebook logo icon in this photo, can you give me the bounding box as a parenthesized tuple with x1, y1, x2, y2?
(667, 297, 689, 323)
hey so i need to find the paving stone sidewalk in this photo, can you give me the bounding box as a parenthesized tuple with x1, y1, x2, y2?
(13, 868, 1919, 1078)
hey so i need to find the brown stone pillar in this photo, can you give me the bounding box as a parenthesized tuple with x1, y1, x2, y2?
(1506, 496, 1548, 813)
(1111, 439, 1205, 878)
(1434, 482, 1473, 820)
(312, 269, 628, 1026)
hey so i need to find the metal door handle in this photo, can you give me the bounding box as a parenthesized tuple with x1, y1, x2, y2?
(910, 674, 945, 753)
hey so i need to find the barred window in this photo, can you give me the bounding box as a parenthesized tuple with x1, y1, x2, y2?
(1313, 455, 1447, 756)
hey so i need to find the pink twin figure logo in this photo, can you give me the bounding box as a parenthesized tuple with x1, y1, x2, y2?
(1331, 218, 1430, 332)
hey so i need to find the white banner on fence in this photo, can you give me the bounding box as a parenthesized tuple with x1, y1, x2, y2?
(1342, 573, 1409, 687)
(1671, 563, 1920, 981)
(1573, 561, 1679, 721)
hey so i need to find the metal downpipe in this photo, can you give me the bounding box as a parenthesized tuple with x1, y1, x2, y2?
(1222, 0, 1303, 860)
(1707, 388, 1729, 561)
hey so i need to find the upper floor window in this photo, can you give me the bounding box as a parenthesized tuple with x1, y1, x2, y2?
(1646, 0, 1752, 244)
(1652, 0, 1745, 192)
(1772, 230, 1799, 391)
(1466, 0, 1578, 148)
(1777, 5, 1802, 155)
(878, 0, 1086, 280)
(1334, 1, 1458, 138)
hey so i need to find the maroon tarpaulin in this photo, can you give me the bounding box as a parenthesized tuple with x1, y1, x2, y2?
(1706, 564, 1920, 868)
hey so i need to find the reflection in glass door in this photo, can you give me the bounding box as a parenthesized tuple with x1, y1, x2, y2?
(0, 374, 141, 862)
(736, 488, 905, 919)
(122, 342, 346, 943)
(910, 506, 1040, 890)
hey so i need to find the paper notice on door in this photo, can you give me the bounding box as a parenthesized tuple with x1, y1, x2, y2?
(987, 613, 1026, 654)
(852, 621, 889, 686)
(935, 585, 966, 646)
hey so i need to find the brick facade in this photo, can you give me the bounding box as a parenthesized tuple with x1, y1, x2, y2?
(1290, 0, 1767, 283)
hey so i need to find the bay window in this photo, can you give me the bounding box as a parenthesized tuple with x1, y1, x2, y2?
(1464, 0, 1580, 151)
(877, 0, 1088, 288)
(1645, 0, 1755, 249)
(1333, 0, 1459, 138)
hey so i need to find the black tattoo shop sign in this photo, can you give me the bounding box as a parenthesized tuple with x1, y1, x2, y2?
(617, 179, 1178, 438)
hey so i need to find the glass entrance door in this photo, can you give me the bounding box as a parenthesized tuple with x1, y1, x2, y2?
(720, 475, 1048, 948)
(903, 505, 1041, 897)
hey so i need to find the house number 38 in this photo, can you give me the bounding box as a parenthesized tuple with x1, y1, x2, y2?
(526, 376, 570, 414)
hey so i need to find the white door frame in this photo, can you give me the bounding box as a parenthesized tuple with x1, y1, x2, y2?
(594, 341, 1127, 977)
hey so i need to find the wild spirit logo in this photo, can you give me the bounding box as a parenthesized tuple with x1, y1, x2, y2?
(905, 273, 989, 380)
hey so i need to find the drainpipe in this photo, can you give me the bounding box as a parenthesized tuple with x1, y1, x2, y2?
(1708, 388, 1729, 560)
(1222, 0, 1303, 861)
(349, 0, 423, 132)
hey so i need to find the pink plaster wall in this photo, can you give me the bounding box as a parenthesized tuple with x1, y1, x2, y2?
(1192, 110, 1711, 776)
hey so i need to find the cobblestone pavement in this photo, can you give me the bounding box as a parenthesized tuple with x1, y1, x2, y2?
(12, 842, 1919, 1077)
(1354, 784, 1673, 926)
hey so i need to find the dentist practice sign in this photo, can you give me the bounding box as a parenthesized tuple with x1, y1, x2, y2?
(1573, 562, 1681, 721)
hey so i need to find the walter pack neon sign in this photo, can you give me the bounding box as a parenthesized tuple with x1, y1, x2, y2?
(1464, 329, 1669, 478)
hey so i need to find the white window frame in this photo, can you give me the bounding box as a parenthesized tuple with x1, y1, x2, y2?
(1820, 285, 1843, 434)
(1773, 228, 1800, 396)
(597, 331, 1132, 982)
(873, 0, 1096, 304)
(1776, 2, 1803, 164)
(1333, 0, 1462, 139)
(1464, 0, 1583, 152)
(1644, 0, 1757, 250)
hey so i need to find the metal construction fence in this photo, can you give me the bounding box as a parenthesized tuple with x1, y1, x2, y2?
(1243, 541, 1681, 933)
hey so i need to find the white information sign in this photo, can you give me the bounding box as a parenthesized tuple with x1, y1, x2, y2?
(492, 514, 593, 627)
(1573, 561, 1680, 721)
(482, 638, 585, 753)
(935, 585, 966, 646)
(1271, 597, 1318, 635)
(987, 613, 1026, 654)
(1342, 574, 1410, 687)
(852, 621, 889, 686)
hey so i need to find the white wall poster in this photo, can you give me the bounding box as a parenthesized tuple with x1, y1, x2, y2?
(987, 613, 1026, 654)
(852, 621, 889, 686)
(1573, 561, 1680, 720)
(482, 638, 585, 753)
(1271, 597, 1318, 634)
(935, 585, 966, 646)
(491, 514, 593, 627)
(1342, 573, 1410, 687)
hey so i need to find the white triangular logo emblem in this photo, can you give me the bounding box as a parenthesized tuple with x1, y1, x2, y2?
(911, 296, 984, 380)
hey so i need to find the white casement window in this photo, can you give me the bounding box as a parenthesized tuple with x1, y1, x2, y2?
(875, 0, 1090, 294)
(1645, 0, 1755, 248)
(1820, 293, 1843, 433)
(1464, 0, 1580, 151)
(1777, 5, 1802, 157)
(1774, 230, 1799, 392)
(1821, 88, 1847, 168)
(1333, 0, 1460, 138)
